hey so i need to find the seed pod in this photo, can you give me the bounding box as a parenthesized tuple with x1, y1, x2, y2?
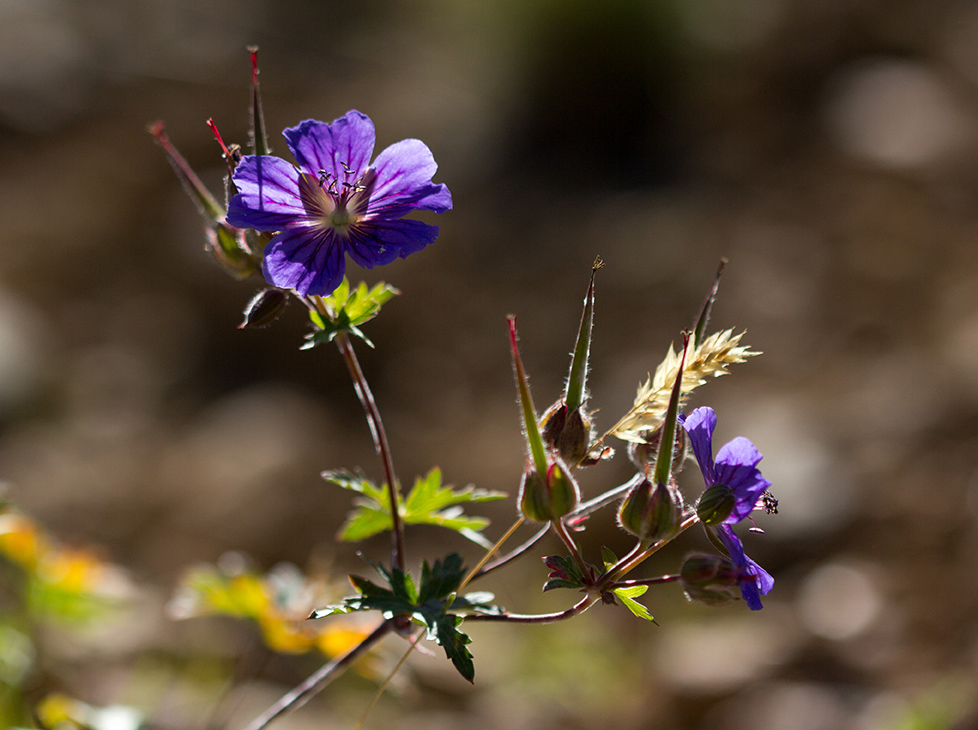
(696, 483, 737, 525)
(618, 476, 680, 542)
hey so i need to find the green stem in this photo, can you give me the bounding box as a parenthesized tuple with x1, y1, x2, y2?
(607, 574, 681, 589)
(464, 595, 597, 624)
(598, 514, 699, 589)
(334, 330, 405, 572)
(551, 516, 590, 582)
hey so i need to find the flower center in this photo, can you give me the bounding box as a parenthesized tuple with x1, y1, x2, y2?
(297, 165, 377, 238)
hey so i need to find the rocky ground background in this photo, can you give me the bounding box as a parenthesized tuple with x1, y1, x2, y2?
(2, 1, 978, 729)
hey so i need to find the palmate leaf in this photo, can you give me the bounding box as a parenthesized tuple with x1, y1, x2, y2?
(309, 553, 494, 682)
(326, 468, 506, 548)
(303, 278, 400, 349)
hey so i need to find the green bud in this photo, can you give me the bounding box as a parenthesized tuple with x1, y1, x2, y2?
(519, 469, 552, 522)
(546, 460, 579, 518)
(541, 402, 593, 466)
(517, 458, 580, 523)
(239, 288, 288, 329)
(617, 476, 680, 542)
(627, 424, 688, 475)
(206, 224, 260, 279)
(680, 554, 740, 606)
(696, 483, 736, 525)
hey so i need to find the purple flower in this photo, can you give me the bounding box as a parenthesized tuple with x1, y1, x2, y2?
(683, 406, 774, 610)
(716, 524, 775, 611)
(226, 111, 452, 297)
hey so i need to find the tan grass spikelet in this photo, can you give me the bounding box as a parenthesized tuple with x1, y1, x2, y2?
(610, 329, 758, 443)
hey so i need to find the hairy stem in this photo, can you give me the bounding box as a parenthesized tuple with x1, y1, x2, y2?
(463, 595, 597, 624)
(599, 514, 699, 588)
(472, 476, 641, 580)
(551, 516, 589, 581)
(242, 619, 395, 730)
(334, 330, 405, 571)
(607, 574, 681, 589)
(472, 522, 550, 578)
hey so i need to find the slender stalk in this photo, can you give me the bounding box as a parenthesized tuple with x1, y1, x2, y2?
(573, 476, 639, 518)
(242, 619, 395, 730)
(472, 522, 550, 578)
(599, 514, 699, 589)
(551, 517, 589, 581)
(334, 330, 405, 571)
(459, 516, 526, 587)
(472, 476, 642, 580)
(353, 629, 425, 730)
(606, 574, 681, 589)
(463, 595, 597, 624)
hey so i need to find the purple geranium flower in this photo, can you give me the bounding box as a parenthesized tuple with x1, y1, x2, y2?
(683, 406, 774, 610)
(716, 524, 775, 611)
(226, 111, 452, 297)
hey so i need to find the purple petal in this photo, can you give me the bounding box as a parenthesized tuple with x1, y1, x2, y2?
(368, 139, 453, 214)
(227, 155, 303, 231)
(344, 219, 440, 269)
(748, 556, 775, 596)
(715, 436, 763, 471)
(683, 407, 717, 485)
(714, 437, 770, 522)
(283, 112, 375, 181)
(261, 226, 346, 296)
(717, 525, 771, 611)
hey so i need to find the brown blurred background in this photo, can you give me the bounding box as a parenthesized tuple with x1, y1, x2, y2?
(2, 0, 978, 728)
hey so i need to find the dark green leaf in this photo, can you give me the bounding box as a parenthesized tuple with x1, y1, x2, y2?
(433, 613, 475, 682)
(542, 555, 586, 592)
(418, 553, 466, 604)
(389, 568, 419, 605)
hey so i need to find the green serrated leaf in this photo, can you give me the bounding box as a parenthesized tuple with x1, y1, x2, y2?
(308, 605, 352, 619)
(349, 574, 387, 597)
(389, 568, 419, 605)
(613, 585, 656, 623)
(303, 279, 400, 350)
(331, 468, 505, 546)
(344, 575, 414, 617)
(433, 613, 475, 683)
(418, 553, 466, 604)
(542, 578, 586, 593)
(450, 591, 496, 609)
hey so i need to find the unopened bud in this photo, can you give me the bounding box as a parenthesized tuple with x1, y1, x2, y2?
(618, 476, 680, 542)
(696, 483, 736, 525)
(680, 554, 740, 606)
(541, 402, 593, 465)
(239, 288, 288, 329)
(518, 458, 580, 523)
(206, 223, 259, 279)
(627, 424, 688, 474)
(547, 460, 579, 518)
